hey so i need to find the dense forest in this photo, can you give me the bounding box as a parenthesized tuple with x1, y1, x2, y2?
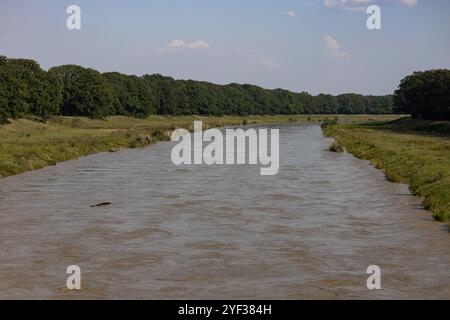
(0, 55, 395, 122)
(393, 69, 450, 121)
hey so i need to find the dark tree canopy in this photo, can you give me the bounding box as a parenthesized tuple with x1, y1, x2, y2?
(0, 54, 396, 121)
(394, 70, 450, 121)
(103, 72, 156, 118)
(0, 56, 62, 120)
(49, 65, 113, 118)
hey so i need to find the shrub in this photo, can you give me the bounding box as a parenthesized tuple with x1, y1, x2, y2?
(329, 141, 345, 153)
(321, 118, 338, 129)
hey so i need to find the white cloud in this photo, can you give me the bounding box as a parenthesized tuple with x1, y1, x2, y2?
(324, 0, 371, 13)
(168, 39, 187, 49)
(167, 39, 210, 50)
(397, 0, 417, 6)
(344, 6, 368, 12)
(286, 11, 297, 18)
(324, 34, 350, 59)
(324, 0, 417, 12)
(187, 40, 210, 49)
(324, 0, 371, 8)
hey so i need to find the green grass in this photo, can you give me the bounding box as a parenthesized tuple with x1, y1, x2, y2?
(0, 114, 400, 179)
(323, 117, 450, 228)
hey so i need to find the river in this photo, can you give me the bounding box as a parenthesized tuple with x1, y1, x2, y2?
(0, 123, 448, 299)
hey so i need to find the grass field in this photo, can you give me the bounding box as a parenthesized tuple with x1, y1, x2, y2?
(0, 114, 399, 179)
(323, 117, 450, 228)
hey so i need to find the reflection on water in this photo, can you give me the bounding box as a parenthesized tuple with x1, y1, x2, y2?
(0, 123, 448, 299)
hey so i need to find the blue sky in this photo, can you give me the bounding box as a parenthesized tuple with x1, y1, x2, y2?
(0, 0, 449, 95)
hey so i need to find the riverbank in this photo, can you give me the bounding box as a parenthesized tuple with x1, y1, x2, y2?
(0, 114, 399, 179)
(323, 117, 450, 228)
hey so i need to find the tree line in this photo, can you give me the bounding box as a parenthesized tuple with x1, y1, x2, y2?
(393, 69, 450, 121)
(0, 55, 394, 122)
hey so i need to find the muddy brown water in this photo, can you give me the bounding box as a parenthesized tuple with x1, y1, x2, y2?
(0, 123, 448, 299)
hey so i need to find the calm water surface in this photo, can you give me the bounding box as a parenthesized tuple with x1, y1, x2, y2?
(0, 123, 449, 299)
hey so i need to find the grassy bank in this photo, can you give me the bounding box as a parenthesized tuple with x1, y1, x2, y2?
(0, 114, 399, 179)
(323, 117, 450, 227)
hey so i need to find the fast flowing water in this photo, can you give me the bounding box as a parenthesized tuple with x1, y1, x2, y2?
(0, 123, 448, 299)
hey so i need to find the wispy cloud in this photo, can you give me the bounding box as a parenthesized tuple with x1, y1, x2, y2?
(260, 58, 279, 70)
(286, 11, 297, 18)
(397, 0, 417, 6)
(324, 0, 417, 12)
(324, 34, 350, 60)
(167, 39, 210, 50)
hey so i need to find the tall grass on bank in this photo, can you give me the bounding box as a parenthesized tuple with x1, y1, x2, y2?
(323, 118, 450, 227)
(329, 141, 345, 153)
